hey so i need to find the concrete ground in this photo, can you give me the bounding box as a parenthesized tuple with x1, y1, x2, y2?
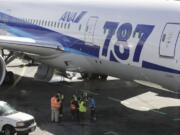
(1, 60, 180, 135)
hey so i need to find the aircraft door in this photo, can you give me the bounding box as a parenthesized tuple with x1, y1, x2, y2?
(84, 16, 98, 44)
(159, 23, 180, 58)
(175, 34, 180, 59)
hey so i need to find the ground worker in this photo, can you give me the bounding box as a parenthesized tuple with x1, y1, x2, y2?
(73, 94, 77, 101)
(89, 95, 96, 121)
(83, 92, 88, 104)
(76, 96, 81, 121)
(70, 96, 78, 120)
(57, 91, 64, 120)
(79, 98, 87, 124)
(51, 95, 61, 123)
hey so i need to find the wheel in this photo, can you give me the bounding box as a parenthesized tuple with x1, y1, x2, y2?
(99, 75, 108, 80)
(4, 71, 14, 85)
(89, 74, 99, 80)
(3, 126, 15, 135)
(80, 73, 89, 80)
(17, 133, 29, 135)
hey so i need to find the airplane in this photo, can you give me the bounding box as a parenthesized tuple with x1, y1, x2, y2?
(0, 0, 180, 92)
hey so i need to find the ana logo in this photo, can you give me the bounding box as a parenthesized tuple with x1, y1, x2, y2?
(59, 11, 87, 23)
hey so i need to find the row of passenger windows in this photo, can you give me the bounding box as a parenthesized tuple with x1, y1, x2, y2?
(21, 18, 71, 29)
(2, 18, 82, 31)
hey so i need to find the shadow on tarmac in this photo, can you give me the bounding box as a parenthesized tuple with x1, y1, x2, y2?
(1, 74, 180, 135)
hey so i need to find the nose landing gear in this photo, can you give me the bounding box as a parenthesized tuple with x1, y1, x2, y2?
(81, 73, 108, 81)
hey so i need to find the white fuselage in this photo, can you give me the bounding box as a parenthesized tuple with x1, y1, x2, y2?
(0, 0, 180, 91)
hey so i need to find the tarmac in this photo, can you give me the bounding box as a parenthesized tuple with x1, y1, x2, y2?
(1, 60, 180, 135)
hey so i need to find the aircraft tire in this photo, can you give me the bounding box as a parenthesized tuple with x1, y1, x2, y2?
(99, 75, 108, 80)
(3, 71, 15, 85)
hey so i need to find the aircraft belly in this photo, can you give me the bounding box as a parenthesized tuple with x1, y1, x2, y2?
(37, 51, 180, 92)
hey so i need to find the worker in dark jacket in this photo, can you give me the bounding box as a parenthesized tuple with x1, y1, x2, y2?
(51, 95, 61, 123)
(57, 91, 64, 120)
(70, 96, 78, 120)
(89, 95, 96, 121)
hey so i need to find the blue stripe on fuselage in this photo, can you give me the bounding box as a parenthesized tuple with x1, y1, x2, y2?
(0, 12, 100, 57)
(142, 61, 180, 74)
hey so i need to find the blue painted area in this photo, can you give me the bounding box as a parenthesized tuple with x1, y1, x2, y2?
(0, 12, 100, 57)
(102, 21, 119, 57)
(142, 61, 180, 74)
(110, 51, 118, 62)
(114, 45, 129, 60)
(113, 23, 132, 61)
(133, 25, 154, 62)
(74, 11, 87, 23)
(102, 21, 155, 63)
(116, 23, 132, 41)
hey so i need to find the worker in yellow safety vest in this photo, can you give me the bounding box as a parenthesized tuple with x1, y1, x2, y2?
(51, 95, 61, 123)
(79, 99, 87, 123)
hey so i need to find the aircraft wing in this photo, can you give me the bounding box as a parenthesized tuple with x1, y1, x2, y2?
(0, 35, 64, 56)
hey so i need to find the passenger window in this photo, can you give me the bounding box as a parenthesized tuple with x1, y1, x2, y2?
(85, 26, 89, 32)
(42, 20, 44, 26)
(48, 21, 50, 27)
(61, 22, 63, 28)
(79, 24, 82, 31)
(64, 23, 67, 29)
(39, 20, 41, 25)
(162, 34, 166, 42)
(104, 29, 106, 34)
(68, 23, 70, 29)
(57, 22, 60, 28)
(44, 20, 47, 26)
(51, 21, 54, 27)
(54, 22, 57, 27)
(33, 19, 36, 24)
